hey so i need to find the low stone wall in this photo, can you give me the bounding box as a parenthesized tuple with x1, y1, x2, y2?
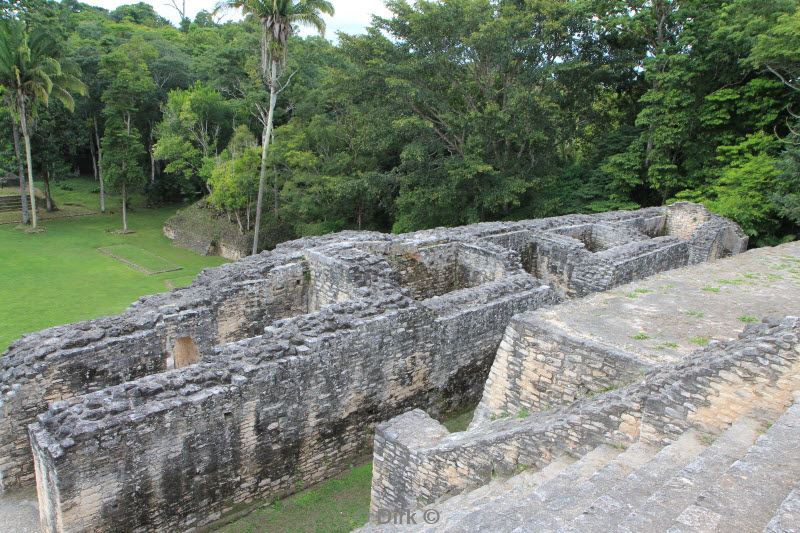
(163, 203, 251, 260)
(0, 251, 317, 489)
(569, 237, 690, 296)
(475, 239, 800, 428)
(368, 317, 800, 519)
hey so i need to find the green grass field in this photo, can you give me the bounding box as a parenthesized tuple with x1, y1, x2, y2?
(0, 177, 227, 351)
(98, 244, 183, 274)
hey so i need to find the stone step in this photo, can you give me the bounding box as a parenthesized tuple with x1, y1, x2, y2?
(425, 455, 576, 532)
(670, 399, 800, 532)
(434, 444, 634, 532)
(765, 480, 800, 533)
(418, 446, 621, 533)
(368, 455, 577, 532)
(561, 430, 707, 532)
(616, 416, 763, 532)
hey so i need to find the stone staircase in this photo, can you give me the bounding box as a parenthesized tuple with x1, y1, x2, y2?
(0, 195, 24, 213)
(363, 396, 800, 532)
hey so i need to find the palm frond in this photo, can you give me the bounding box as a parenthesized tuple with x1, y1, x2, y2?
(295, 0, 334, 17)
(51, 86, 76, 112)
(27, 69, 53, 96)
(40, 57, 64, 77)
(0, 19, 85, 118)
(289, 12, 327, 36)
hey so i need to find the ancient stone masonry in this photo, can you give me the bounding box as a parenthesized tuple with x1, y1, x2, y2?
(365, 316, 800, 524)
(0, 203, 745, 532)
(473, 240, 800, 424)
(362, 240, 800, 531)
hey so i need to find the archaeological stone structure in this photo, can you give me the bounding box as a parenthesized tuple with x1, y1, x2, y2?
(0, 203, 747, 532)
(363, 240, 800, 533)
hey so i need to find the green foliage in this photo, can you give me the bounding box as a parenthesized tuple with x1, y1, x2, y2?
(749, 6, 800, 89)
(776, 134, 800, 227)
(109, 3, 172, 27)
(3, 0, 800, 248)
(679, 133, 781, 240)
(207, 126, 260, 222)
(0, 18, 86, 114)
(154, 82, 231, 197)
(101, 120, 146, 194)
(99, 36, 157, 121)
(221, 0, 335, 68)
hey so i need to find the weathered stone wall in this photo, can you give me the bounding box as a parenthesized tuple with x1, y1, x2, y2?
(29, 278, 558, 532)
(474, 239, 800, 429)
(474, 315, 653, 420)
(0, 252, 318, 489)
(214, 259, 310, 343)
(664, 202, 749, 264)
(569, 237, 690, 296)
(0, 203, 748, 531)
(367, 317, 800, 518)
(163, 203, 251, 260)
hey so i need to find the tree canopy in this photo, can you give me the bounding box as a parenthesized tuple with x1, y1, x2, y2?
(0, 0, 798, 247)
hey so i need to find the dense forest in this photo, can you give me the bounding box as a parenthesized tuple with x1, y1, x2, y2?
(1, 0, 799, 251)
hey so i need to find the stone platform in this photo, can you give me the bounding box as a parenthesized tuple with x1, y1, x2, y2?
(366, 388, 800, 532)
(474, 241, 800, 421)
(363, 241, 800, 533)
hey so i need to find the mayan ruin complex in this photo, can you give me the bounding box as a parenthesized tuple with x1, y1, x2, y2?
(4, 202, 800, 533)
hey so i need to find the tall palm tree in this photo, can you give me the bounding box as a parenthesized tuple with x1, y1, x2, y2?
(219, 0, 334, 254)
(0, 19, 86, 229)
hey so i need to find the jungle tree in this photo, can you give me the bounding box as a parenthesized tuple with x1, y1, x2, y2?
(0, 18, 85, 229)
(218, 0, 335, 254)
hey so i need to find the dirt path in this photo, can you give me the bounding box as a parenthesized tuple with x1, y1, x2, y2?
(0, 488, 40, 533)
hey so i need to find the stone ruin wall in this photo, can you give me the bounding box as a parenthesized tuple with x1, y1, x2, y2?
(368, 317, 800, 518)
(24, 247, 556, 533)
(473, 314, 655, 420)
(0, 203, 747, 532)
(0, 250, 315, 492)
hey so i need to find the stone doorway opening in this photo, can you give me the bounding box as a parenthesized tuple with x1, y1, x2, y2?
(173, 336, 201, 369)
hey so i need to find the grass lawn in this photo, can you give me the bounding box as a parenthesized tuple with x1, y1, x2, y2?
(216, 463, 374, 533)
(98, 244, 183, 274)
(0, 177, 228, 351)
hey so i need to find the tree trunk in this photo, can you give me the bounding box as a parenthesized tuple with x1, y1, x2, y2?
(252, 59, 279, 256)
(43, 169, 56, 211)
(123, 114, 131, 232)
(149, 127, 156, 185)
(18, 92, 38, 229)
(122, 182, 128, 233)
(234, 210, 244, 234)
(89, 130, 98, 181)
(11, 118, 30, 225)
(94, 116, 105, 213)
